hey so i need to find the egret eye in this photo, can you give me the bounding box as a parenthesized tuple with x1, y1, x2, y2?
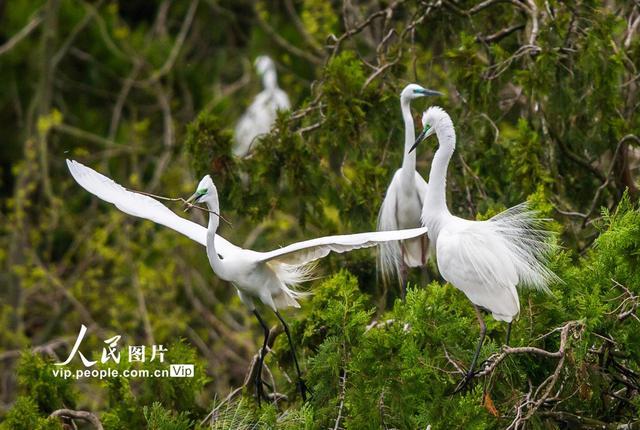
(197, 188, 208, 196)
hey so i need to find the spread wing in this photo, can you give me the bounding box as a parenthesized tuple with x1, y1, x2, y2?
(66, 159, 239, 256)
(257, 227, 429, 266)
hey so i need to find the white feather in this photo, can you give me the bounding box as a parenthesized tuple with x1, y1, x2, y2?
(67, 160, 429, 311)
(377, 84, 436, 289)
(418, 106, 558, 322)
(234, 56, 290, 157)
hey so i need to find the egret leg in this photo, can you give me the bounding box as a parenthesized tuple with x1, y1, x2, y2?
(400, 247, 408, 302)
(275, 310, 309, 402)
(453, 305, 486, 394)
(505, 322, 512, 346)
(468, 305, 487, 375)
(253, 309, 271, 406)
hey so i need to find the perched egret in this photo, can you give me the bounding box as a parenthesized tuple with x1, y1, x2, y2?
(67, 160, 429, 403)
(234, 55, 291, 157)
(409, 107, 559, 390)
(377, 84, 441, 300)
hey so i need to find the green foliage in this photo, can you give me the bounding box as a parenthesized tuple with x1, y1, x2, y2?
(184, 111, 238, 186)
(16, 354, 75, 414)
(143, 402, 192, 430)
(0, 397, 61, 430)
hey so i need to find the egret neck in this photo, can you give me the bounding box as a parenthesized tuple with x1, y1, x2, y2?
(423, 116, 456, 235)
(262, 68, 278, 92)
(202, 193, 227, 279)
(400, 96, 416, 186)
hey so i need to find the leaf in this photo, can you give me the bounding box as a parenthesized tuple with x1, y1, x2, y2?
(483, 391, 499, 417)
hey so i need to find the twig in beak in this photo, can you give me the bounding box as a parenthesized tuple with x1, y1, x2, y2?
(128, 188, 233, 227)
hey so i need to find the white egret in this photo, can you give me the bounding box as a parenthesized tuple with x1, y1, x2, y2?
(66, 159, 429, 402)
(409, 107, 559, 390)
(377, 84, 441, 300)
(234, 55, 291, 157)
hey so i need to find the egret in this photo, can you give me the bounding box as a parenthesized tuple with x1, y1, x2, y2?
(66, 159, 429, 403)
(234, 55, 291, 157)
(409, 107, 559, 390)
(377, 84, 441, 300)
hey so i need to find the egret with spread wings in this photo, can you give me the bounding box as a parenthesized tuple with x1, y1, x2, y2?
(67, 160, 429, 403)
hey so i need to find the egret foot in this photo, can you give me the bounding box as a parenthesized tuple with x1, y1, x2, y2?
(296, 378, 312, 401)
(451, 370, 477, 395)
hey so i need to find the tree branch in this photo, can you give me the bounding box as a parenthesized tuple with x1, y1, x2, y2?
(0, 9, 44, 56)
(50, 409, 103, 430)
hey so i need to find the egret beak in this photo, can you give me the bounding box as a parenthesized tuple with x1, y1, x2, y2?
(184, 192, 199, 211)
(417, 88, 443, 97)
(408, 126, 435, 153)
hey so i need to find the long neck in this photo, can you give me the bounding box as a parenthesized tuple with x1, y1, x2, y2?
(204, 198, 226, 276)
(426, 124, 456, 214)
(262, 69, 278, 91)
(400, 97, 416, 182)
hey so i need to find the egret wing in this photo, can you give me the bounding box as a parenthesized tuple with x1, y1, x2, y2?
(272, 88, 291, 110)
(257, 227, 428, 266)
(436, 222, 520, 320)
(414, 171, 428, 205)
(377, 172, 402, 285)
(66, 160, 239, 256)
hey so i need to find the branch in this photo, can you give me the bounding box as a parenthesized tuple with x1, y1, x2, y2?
(254, 10, 322, 65)
(50, 409, 103, 430)
(53, 123, 137, 150)
(580, 134, 630, 227)
(538, 411, 640, 429)
(333, 369, 347, 430)
(0, 338, 71, 361)
(468, 0, 508, 15)
(549, 122, 607, 182)
(52, 1, 104, 68)
(241, 325, 287, 403)
(283, 0, 325, 56)
(141, 0, 200, 85)
(502, 321, 585, 429)
(0, 9, 44, 56)
(477, 23, 525, 44)
(328, 1, 403, 57)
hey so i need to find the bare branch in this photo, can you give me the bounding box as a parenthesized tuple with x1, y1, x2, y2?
(254, 10, 322, 65)
(477, 23, 525, 44)
(50, 409, 103, 430)
(283, 0, 325, 56)
(141, 0, 200, 85)
(333, 369, 347, 430)
(0, 9, 44, 56)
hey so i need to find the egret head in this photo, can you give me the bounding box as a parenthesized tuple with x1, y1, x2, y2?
(400, 83, 442, 101)
(186, 175, 218, 206)
(409, 106, 453, 153)
(254, 55, 275, 76)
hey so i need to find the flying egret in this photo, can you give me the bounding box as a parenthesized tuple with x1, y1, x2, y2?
(234, 55, 291, 157)
(409, 107, 559, 390)
(377, 84, 441, 300)
(66, 159, 429, 403)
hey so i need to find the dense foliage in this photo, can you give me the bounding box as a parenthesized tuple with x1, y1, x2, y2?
(1, 0, 639, 428)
